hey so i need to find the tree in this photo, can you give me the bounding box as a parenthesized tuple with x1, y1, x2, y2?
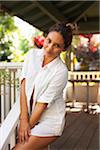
(18, 37, 30, 53)
(0, 10, 17, 61)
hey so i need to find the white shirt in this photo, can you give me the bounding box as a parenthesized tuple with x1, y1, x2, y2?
(20, 48, 68, 127)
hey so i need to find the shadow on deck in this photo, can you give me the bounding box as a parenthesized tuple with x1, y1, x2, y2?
(51, 111, 99, 150)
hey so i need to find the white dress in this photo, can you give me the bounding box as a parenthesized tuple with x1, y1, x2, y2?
(20, 48, 68, 136)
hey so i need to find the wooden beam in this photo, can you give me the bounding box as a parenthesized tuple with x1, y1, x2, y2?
(32, 17, 51, 27)
(13, 2, 36, 14)
(63, 1, 85, 14)
(74, 1, 95, 22)
(62, 1, 95, 23)
(25, 12, 44, 22)
(34, 1, 66, 23)
(78, 19, 99, 34)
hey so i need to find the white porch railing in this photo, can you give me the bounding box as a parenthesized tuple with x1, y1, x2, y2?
(0, 62, 100, 150)
(0, 62, 22, 150)
(0, 62, 22, 123)
(68, 71, 100, 80)
(67, 71, 100, 111)
(0, 99, 20, 150)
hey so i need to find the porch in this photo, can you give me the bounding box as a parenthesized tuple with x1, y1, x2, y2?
(0, 63, 100, 150)
(0, 1, 99, 149)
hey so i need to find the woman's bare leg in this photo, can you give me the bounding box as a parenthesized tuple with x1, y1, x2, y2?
(13, 135, 58, 150)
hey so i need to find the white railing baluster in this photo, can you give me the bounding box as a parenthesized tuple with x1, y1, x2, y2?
(0, 63, 22, 124)
(1, 83, 5, 123)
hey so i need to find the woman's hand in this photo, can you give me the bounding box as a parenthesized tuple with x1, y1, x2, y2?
(18, 119, 31, 144)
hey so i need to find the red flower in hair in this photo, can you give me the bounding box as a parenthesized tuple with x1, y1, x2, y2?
(33, 36, 45, 48)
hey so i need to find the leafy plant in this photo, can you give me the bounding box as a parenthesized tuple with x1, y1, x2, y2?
(0, 10, 17, 61)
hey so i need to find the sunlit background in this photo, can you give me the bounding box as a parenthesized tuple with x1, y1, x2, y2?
(0, 12, 100, 71)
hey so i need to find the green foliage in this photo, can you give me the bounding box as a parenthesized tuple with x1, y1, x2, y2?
(0, 11, 16, 39)
(0, 11, 17, 61)
(18, 37, 30, 53)
(0, 41, 12, 61)
(11, 49, 24, 62)
(11, 35, 31, 62)
(0, 11, 44, 62)
(72, 35, 80, 47)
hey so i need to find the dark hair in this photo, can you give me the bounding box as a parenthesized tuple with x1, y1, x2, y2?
(48, 22, 73, 49)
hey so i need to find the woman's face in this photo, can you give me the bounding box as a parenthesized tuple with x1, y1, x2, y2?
(43, 31, 65, 58)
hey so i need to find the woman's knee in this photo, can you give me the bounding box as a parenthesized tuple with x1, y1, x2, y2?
(11, 136, 57, 150)
(11, 143, 26, 150)
(11, 140, 40, 150)
(11, 144, 20, 150)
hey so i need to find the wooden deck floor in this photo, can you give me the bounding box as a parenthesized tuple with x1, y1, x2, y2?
(51, 111, 99, 150)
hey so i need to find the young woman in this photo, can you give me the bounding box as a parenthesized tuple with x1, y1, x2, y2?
(13, 22, 73, 150)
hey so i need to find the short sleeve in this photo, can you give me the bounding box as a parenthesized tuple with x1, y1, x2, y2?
(37, 69, 68, 108)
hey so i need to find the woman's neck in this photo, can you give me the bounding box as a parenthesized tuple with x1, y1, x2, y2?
(42, 55, 57, 67)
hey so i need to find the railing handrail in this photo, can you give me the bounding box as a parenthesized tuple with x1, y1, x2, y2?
(0, 62, 22, 69)
(0, 62, 99, 73)
(68, 71, 100, 81)
(0, 99, 20, 150)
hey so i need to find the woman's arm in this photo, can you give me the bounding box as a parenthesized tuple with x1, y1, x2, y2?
(18, 79, 30, 143)
(20, 79, 29, 119)
(29, 102, 47, 129)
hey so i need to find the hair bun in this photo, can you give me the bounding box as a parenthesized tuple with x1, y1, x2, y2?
(66, 23, 78, 32)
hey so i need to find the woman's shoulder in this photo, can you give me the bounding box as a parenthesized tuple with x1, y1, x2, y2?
(58, 58, 68, 73)
(54, 61, 68, 81)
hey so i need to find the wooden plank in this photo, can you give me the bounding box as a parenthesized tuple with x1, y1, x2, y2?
(50, 112, 79, 150)
(73, 114, 99, 150)
(51, 112, 99, 150)
(87, 126, 99, 150)
(60, 113, 93, 149)
(64, 112, 82, 128)
(51, 112, 88, 150)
